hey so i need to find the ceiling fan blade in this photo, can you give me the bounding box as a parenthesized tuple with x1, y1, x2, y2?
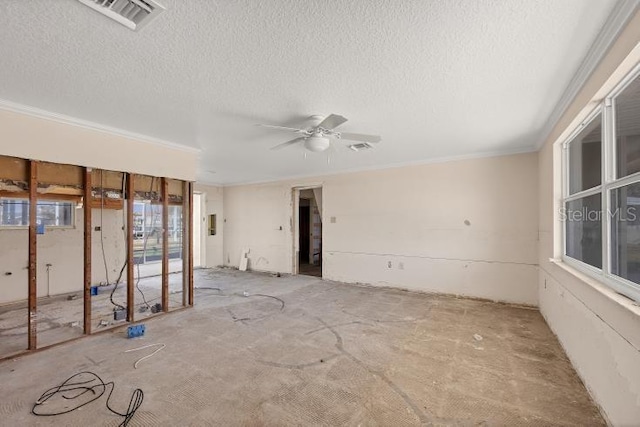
(317, 114, 347, 130)
(270, 137, 306, 150)
(339, 132, 382, 143)
(256, 124, 307, 133)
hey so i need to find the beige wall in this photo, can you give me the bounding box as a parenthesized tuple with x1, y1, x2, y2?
(537, 10, 640, 426)
(0, 228, 30, 303)
(195, 184, 224, 268)
(91, 208, 127, 287)
(0, 108, 198, 181)
(0, 224, 84, 304)
(223, 152, 539, 305)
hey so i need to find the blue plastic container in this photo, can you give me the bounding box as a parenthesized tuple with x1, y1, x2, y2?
(127, 324, 146, 338)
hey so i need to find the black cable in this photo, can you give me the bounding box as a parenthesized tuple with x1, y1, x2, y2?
(136, 261, 151, 309)
(97, 171, 127, 311)
(252, 294, 286, 310)
(109, 174, 129, 310)
(99, 171, 111, 286)
(134, 178, 159, 310)
(32, 371, 143, 427)
(109, 261, 127, 311)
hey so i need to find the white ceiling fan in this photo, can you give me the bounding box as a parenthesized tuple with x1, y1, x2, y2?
(256, 114, 382, 152)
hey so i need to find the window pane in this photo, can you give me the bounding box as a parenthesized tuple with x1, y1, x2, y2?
(168, 205, 183, 260)
(0, 199, 74, 227)
(133, 201, 163, 264)
(36, 201, 73, 227)
(568, 115, 602, 194)
(615, 74, 640, 178)
(0, 198, 28, 226)
(565, 193, 602, 269)
(611, 182, 640, 284)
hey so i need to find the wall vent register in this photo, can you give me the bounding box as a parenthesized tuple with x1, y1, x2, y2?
(348, 142, 374, 152)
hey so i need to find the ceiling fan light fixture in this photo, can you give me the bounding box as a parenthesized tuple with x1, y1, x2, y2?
(304, 136, 330, 152)
(261, 113, 381, 153)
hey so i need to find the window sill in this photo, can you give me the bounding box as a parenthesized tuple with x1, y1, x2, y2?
(548, 258, 640, 317)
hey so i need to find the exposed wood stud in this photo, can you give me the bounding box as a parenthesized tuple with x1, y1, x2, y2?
(161, 177, 169, 312)
(182, 181, 189, 307)
(83, 168, 92, 334)
(188, 182, 194, 306)
(126, 173, 135, 322)
(27, 160, 38, 350)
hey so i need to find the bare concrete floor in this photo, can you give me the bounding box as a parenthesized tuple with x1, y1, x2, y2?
(0, 269, 604, 426)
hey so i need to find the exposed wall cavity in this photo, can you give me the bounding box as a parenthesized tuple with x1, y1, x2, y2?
(0, 207, 127, 304)
(0, 156, 191, 305)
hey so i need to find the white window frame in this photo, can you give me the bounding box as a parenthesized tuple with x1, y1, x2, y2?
(0, 197, 76, 230)
(562, 63, 640, 303)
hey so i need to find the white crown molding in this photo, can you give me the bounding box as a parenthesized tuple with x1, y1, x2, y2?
(220, 145, 537, 187)
(535, 0, 640, 150)
(194, 179, 225, 187)
(0, 98, 201, 154)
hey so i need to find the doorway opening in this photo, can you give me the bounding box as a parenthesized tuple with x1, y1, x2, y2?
(296, 187, 322, 277)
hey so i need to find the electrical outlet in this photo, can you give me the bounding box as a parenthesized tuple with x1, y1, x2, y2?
(387, 261, 392, 269)
(398, 262, 404, 270)
(94, 226, 101, 231)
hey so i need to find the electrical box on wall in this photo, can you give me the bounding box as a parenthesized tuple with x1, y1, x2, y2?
(209, 214, 216, 236)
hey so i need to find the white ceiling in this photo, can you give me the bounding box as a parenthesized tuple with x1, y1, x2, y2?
(0, 0, 626, 184)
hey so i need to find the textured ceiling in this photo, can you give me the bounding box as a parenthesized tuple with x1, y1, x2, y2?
(0, 0, 621, 184)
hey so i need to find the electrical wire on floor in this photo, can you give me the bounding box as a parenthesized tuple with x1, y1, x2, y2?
(32, 371, 143, 427)
(191, 287, 284, 310)
(124, 343, 166, 369)
(250, 293, 285, 310)
(226, 292, 286, 323)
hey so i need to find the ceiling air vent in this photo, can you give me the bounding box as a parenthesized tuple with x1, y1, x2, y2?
(77, 0, 165, 31)
(348, 142, 374, 152)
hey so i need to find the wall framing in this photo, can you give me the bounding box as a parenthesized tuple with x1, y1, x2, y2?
(0, 154, 194, 360)
(161, 177, 169, 312)
(126, 172, 135, 322)
(83, 167, 92, 334)
(27, 160, 37, 350)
